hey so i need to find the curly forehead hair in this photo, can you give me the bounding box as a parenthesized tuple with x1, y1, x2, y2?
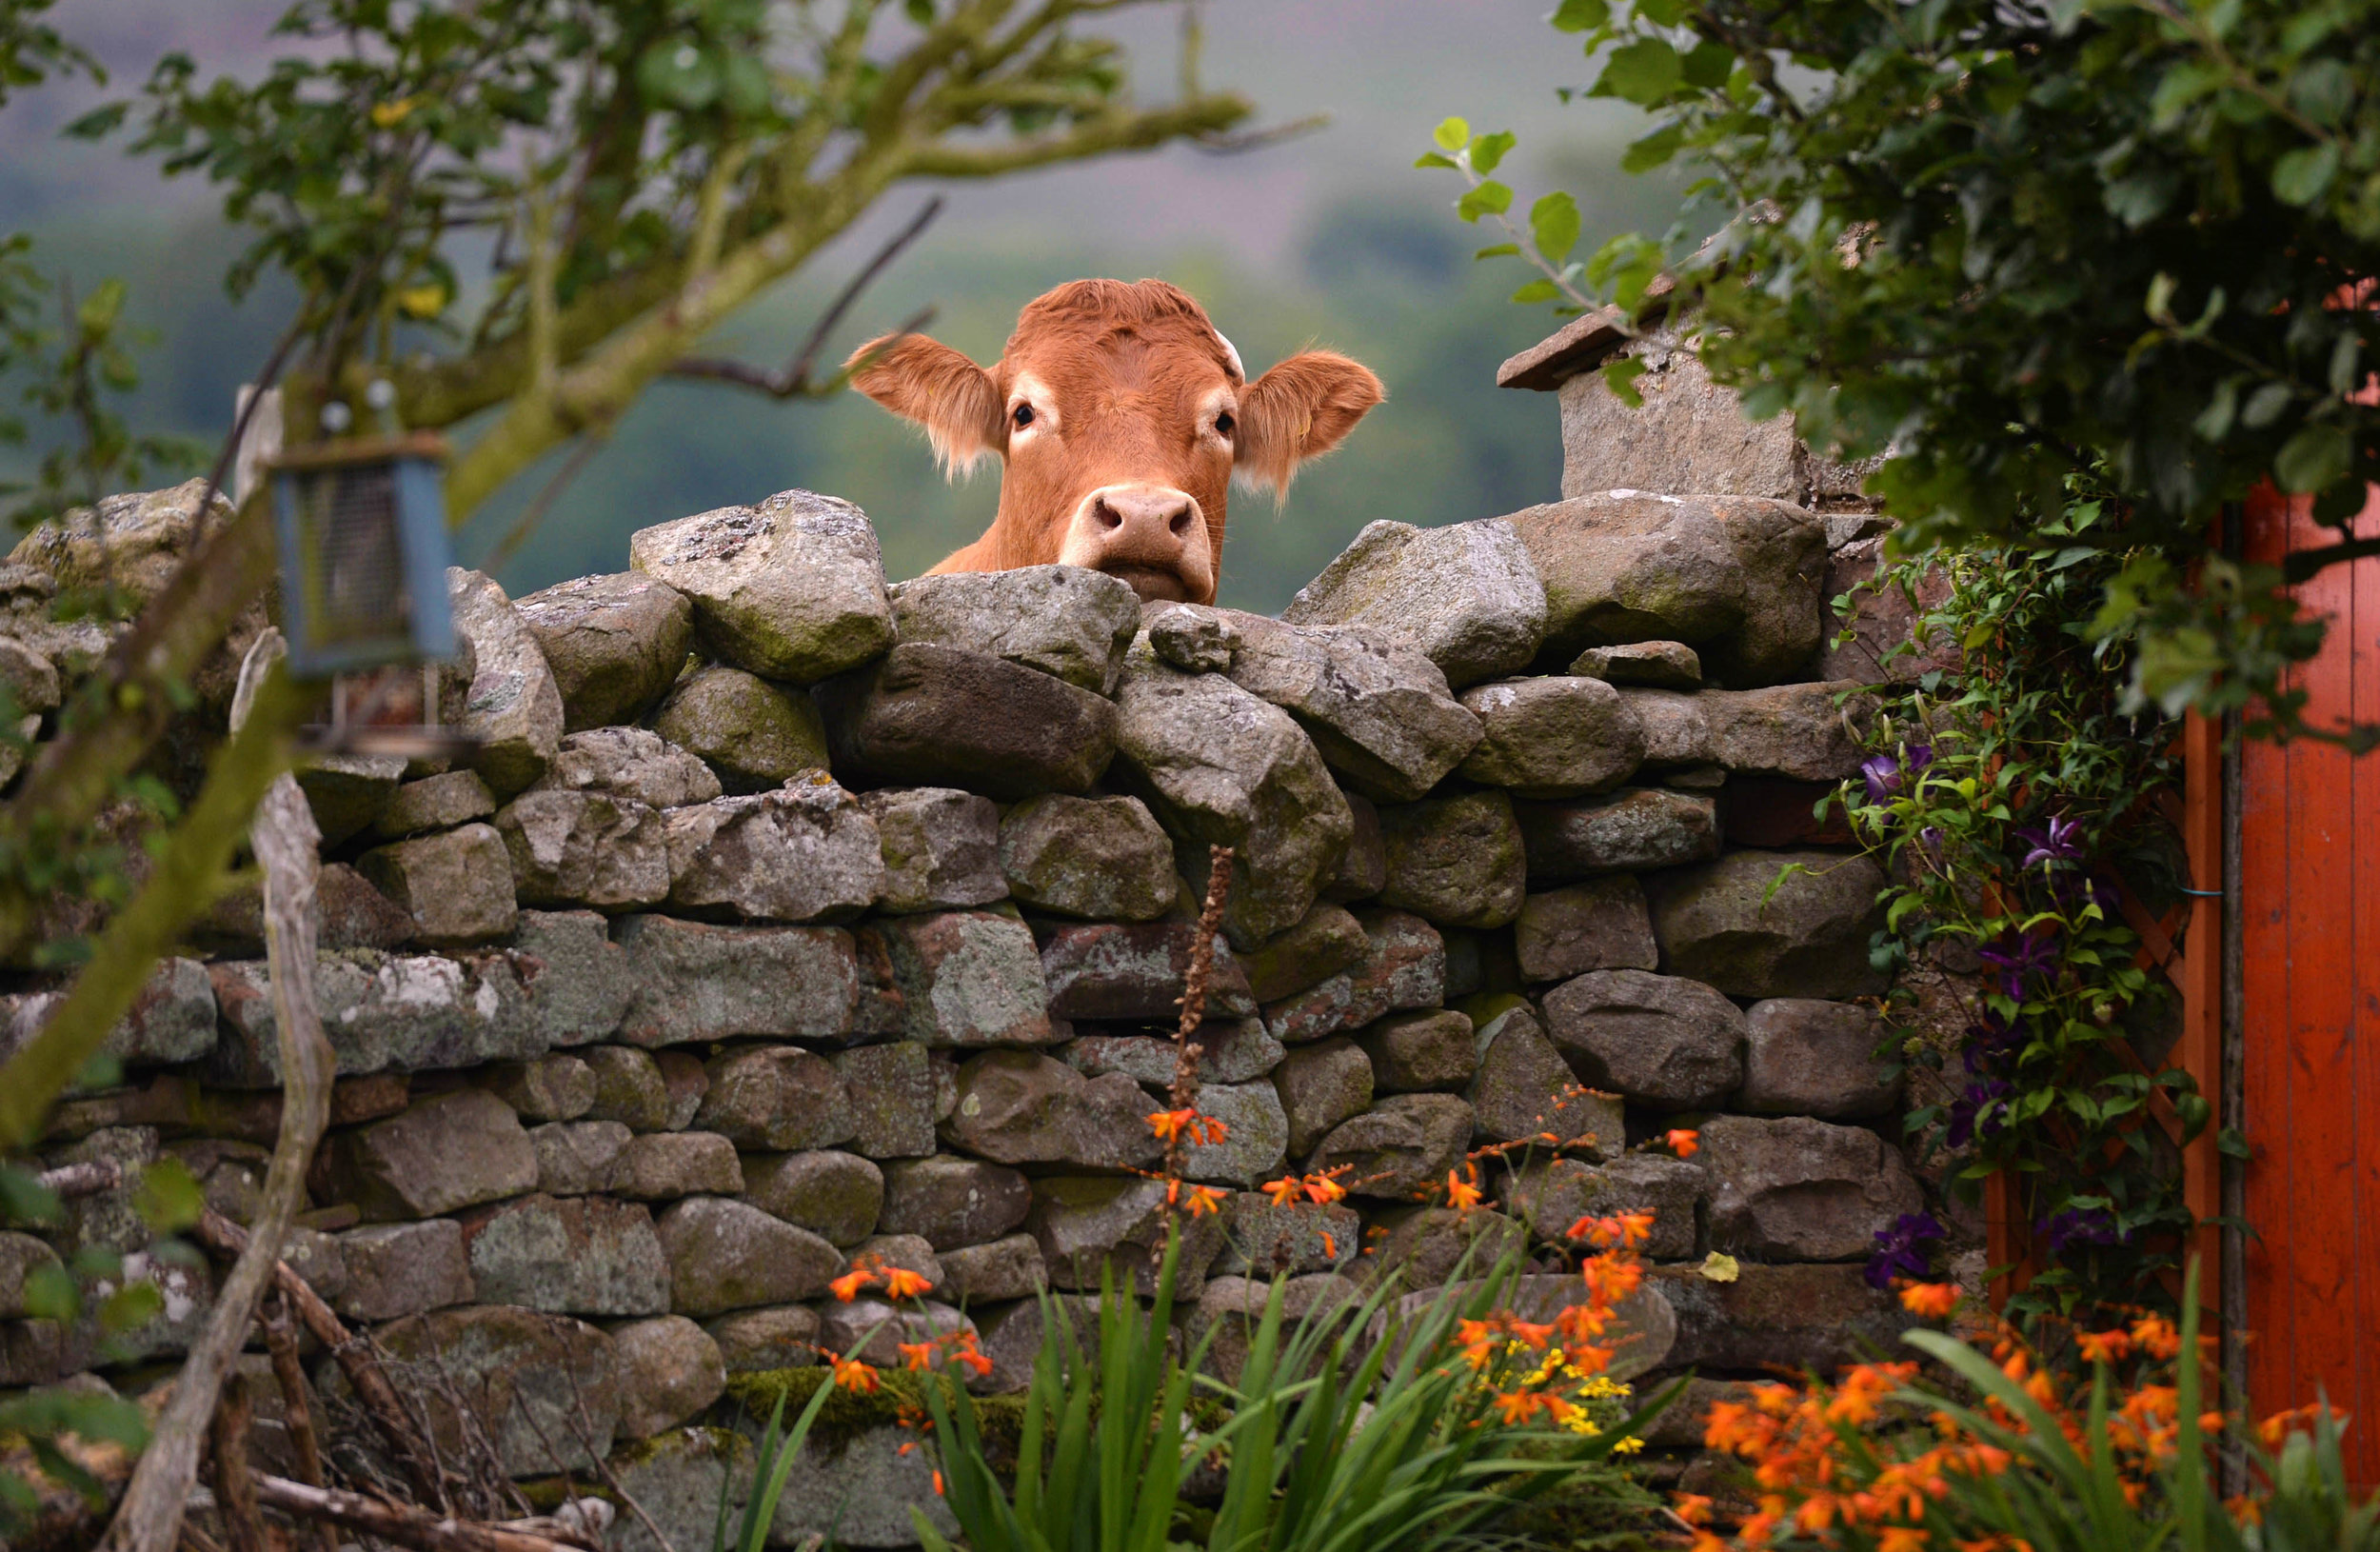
(1005, 278, 1238, 376)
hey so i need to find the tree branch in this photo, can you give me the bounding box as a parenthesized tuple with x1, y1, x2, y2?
(246, 1475, 605, 1552)
(899, 94, 1248, 178)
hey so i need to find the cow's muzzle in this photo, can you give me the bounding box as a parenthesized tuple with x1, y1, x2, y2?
(1055, 483, 1215, 605)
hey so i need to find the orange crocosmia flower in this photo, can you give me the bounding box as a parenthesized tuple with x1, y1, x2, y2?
(1493, 1389, 1550, 1425)
(1259, 1176, 1301, 1206)
(829, 1266, 877, 1303)
(1673, 1494, 1716, 1528)
(1193, 1114, 1228, 1145)
(1185, 1184, 1227, 1218)
(1320, 1231, 1338, 1259)
(1879, 1527, 1931, 1552)
(882, 1267, 933, 1301)
(1303, 1173, 1348, 1204)
(899, 1341, 936, 1370)
(2130, 1316, 2183, 1361)
(932, 1470, 945, 1497)
(1664, 1128, 1699, 1159)
(2075, 1328, 2133, 1364)
(830, 1355, 879, 1393)
(1147, 1108, 1194, 1143)
(1617, 1210, 1656, 1246)
(1899, 1283, 1962, 1319)
(1445, 1170, 1484, 1211)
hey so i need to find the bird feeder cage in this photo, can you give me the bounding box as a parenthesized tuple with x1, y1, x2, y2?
(268, 428, 456, 678)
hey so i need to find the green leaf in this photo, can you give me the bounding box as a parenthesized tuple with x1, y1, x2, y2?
(1511, 278, 1562, 305)
(2275, 422, 2351, 493)
(1550, 0, 1608, 30)
(1432, 116, 1470, 153)
(2192, 378, 2238, 442)
(1529, 189, 1581, 264)
(1601, 355, 1648, 408)
(63, 104, 126, 140)
(1470, 129, 1517, 174)
(1456, 181, 1512, 223)
(1413, 151, 1459, 169)
(1680, 40, 1734, 89)
(22, 1262, 76, 1323)
(904, 0, 935, 20)
(2289, 59, 2354, 128)
(2243, 380, 2293, 428)
(1474, 243, 1520, 258)
(2271, 141, 2340, 207)
(636, 40, 724, 110)
(1596, 38, 1681, 105)
(1619, 125, 1682, 173)
(136, 1158, 204, 1232)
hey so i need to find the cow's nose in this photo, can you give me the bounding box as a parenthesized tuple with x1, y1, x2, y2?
(1061, 483, 1213, 603)
(1091, 489, 1198, 542)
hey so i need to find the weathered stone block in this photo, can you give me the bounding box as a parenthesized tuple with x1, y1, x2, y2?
(1190, 1272, 1359, 1384)
(1463, 996, 1624, 1153)
(706, 1306, 822, 1372)
(1283, 518, 1547, 689)
(1547, 333, 1811, 503)
(664, 781, 884, 924)
(1364, 1206, 1524, 1290)
(332, 1220, 475, 1322)
(1515, 788, 1720, 884)
(536, 726, 723, 808)
(1306, 1093, 1474, 1198)
(1039, 920, 1257, 1022)
(1359, 1009, 1476, 1094)
(1236, 904, 1370, 1004)
(650, 665, 830, 795)
(1458, 677, 1644, 798)
(1026, 1176, 1224, 1298)
(1701, 682, 1872, 781)
(1739, 998, 1901, 1119)
(457, 1193, 673, 1315)
(612, 1316, 726, 1438)
(1696, 1115, 1924, 1263)
(1648, 1262, 1914, 1375)
(1570, 640, 1701, 690)
(1219, 610, 1482, 804)
(628, 489, 894, 682)
(1324, 791, 1387, 904)
(372, 769, 497, 840)
(1540, 969, 1747, 1111)
(1056, 1017, 1283, 1087)
(531, 1120, 631, 1196)
(1271, 1037, 1374, 1158)
(583, 1046, 672, 1131)
(1646, 848, 1890, 999)
(608, 1132, 744, 1199)
(1145, 602, 1240, 673)
(938, 1232, 1047, 1303)
(858, 786, 1004, 913)
(888, 566, 1140, 693)
(320, 1090, 538, 1221)
(873, 909, 1052, 1047)
(1261, 908, 1442, 1045)
(515, 570, 696, 731)
(1000, 794, 1177, 921)
(1376, 790, 1525, 929)
(695, 1046, 856, 1151)
(355, 823, 520, 946)
(514, 910, 635, 1047)
(495, 790, 670, 911)
(654, 1197, 846, 1315)
(940, 1050, 1160, 1171)
(1515, 878, 1657, 981)
(741, 1150, 883, 1247)
(447, 567, 567, 796)
(1214, 1192, 1360, 1277)
(1179, 1080, 1288, 1187)
(1504, 1154, 1702, 1260)
(613, 915, 857, 1045)
(817, 642, 1118, 799)
(354, 1305, 618, 1476)
(877, 1155, 1031, 1251)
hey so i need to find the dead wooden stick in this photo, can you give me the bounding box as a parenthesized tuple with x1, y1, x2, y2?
(1156, 844, 1234, 1250)
(35, 1158, 127, 1200)
(261, 1291, 336, 1552)
(248, 1474, 606, 1552)
(103, 653, 342, 1552)
(207, 1375, 268, 1552)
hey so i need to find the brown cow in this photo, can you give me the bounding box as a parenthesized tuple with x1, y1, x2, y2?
(845, 278, 1383, 605)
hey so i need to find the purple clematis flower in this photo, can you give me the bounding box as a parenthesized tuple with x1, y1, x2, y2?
(1947, 1077, 2013, 1148)
(1860, 744, 1934, 805)
(1976, 930, 2060, 1000)
(2017, 813, 2086, 871)
(2038, 1205, 2124, 1256)
(1865, 1212, 1947, 1288)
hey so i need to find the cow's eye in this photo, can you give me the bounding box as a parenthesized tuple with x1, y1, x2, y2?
(1214, 411, 1235, 438)
(1012, 404, 1035, 428)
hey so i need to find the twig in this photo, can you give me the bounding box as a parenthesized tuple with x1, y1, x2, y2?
(1155, 844, 1233, 1259)
(261, 1291, 337, 1552)
(100, 654, 339, 1552)
(207, 1376, 268, 1552)
(558, 1361, 676, 1552)
(247, 1474, 605, 1552)
(35, 1157, 125, 1200)
(665, 197, 943, 398)
(1192, 114, 1328, 155)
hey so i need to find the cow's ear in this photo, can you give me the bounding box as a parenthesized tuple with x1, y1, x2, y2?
(1235, 350, 1385, 496)
(845, 332, 1005, 477)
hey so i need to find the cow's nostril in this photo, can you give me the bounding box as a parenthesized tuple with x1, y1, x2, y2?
(1168, 507, 1195, 537)
(1094, 500, 1123, 531)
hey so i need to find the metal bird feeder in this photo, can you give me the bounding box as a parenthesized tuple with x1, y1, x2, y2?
(268, 387, 470, 758)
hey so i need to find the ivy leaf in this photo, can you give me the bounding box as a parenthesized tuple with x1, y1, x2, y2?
(1596, 38, 1681, 105)
(1456, 181, 1513, 223)
(2275, 422, 2351, 492)
(2271, 141, 2340, 207)
(1469, 129, 1517, 175)
(1529, 189, 1581, 264)
(1550, 0, 1608, 30)
(1432, 116, 1471, 153)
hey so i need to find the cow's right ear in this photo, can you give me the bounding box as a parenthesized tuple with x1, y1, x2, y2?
(845, 333, 1005, 477)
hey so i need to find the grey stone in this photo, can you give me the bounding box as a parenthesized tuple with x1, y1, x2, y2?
(372, 770, 497, 839)
(456, 1193, 672, 1315)
(1646, 848, 1891, 999)
(1324, 792, 1387, 904)
(1740, 998, 1901, 1118)
(968, 1294, 1114, 1394)
(584, 1046, 673, 1130)
(1039, 920, 1258, 1022)
(1236, 904, 1370, 1004)
(609, 1427, 753, 1552)
(1648, 1261, 1915, 1376)
(1820, 537, 1956, 685)
(348, 1305, 617, 1476)
(295, 752, 406, 848)
(829, 1042, 937, 1159)
(496, 790, 670, 911)
(1515, 878, 1658, 982)
(1144, 602, 1240, 673)
(877, 1156, 1031, 1250)
(742, 1150, 884, 1246)
(1026, 1175, 1225, 1298)
(1359, 1009, 1476, 1093)
(1700, 682, 1873, 781)
(534, 726, 723, 808)
(705, 1306, 822, 1372)
(1283, 518, 1548, 690)
(1376, 790, 1525, 929)
(663, 780, 883, 924)
(1214, 1192, 1360, 1277)
(531, 1120, 632, 1196)
(1261, 908, 1442, 1045)
(859, 787, 1004, 913)
(609, 1131, 744, 1199)
(889, 566, 1140, 693)
(1220, 610, 1482, 804)
(1550, 331, 1813, 503)
(1617, 689, 1715, 767)
(872, 909, 1052, 1047)
(850, 1233, 946, 1293)
(1110, 652, 1353, 946)
(656, 1049, 708, 1129)
(1272, 1038, 1373, 1158)
(696, 1046, 856, 1151)
(354, 823, 520, 946)
(612, 1316, 726, 1437)
(1515, 788, 1720, 884)
(1504, 1154, 1702, 1260)
(1364, 1206, 1524, 1290)
(1000, 794, 1176, 920)
(319, 1090, 538, 1221)
(1696, 1115, 1925, 1262)
(1569, 640, 1701, 690)
(1539, 969, 1747, 1110)
(940, 1050, 1160, 1171)
(1056, 1018, 1283, 1088)
(447, 567, 567, 796)
(0, 634, 57, 716)
(654, 1197, 847, 1314)
(1191, 1272, 1359, 1384)
(514, 910, 635, 1046)
(628, 489, 894, 682)
(1462, 996, 1626, 1152)
(649, 665, 830, 795)
(79, 956, 216, 1067)
(191, 863, 416, 957)
(756, 1418, 958, 1548)
(1457, 677, 1645, 799)
(1179, 1080, 1289, 1187)
(8, 480, 226, 607)
(817, 642, 1118, 800)
(0, 1233, 61, 1320)
(1503, 492, 1827, 686)
(1306, 1093, 1474, 1199)
(332, 1220, 475, 1322)
(515, 570, 696, 731)
(938, 1232, 1046, 1303)
(479, 1055, 597, 1122)
(820, 1294, 971, 1366)
(613, 915, 857, 1045)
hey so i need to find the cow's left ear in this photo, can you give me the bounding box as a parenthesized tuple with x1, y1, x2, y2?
(845, 331, 1006, 477)
(1234, 350, 1385, 495)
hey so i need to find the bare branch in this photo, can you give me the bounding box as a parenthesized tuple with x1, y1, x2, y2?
(901, 95, 1248, 178)
(247, 1475, 605, 1552)
(1193, 113, 1329, 156)
(261, 1293, 338, 1552)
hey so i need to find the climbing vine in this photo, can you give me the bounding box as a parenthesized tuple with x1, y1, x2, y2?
(1835, 489, 2231, 1326)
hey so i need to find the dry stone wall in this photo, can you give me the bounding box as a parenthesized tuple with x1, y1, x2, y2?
(0, 336, 1935, 1545)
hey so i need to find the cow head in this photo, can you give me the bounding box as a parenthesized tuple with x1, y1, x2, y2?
(845, 278, 1383, 605)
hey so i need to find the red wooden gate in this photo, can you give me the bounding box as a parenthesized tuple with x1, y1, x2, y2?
(2238, 481, 2380, 1486)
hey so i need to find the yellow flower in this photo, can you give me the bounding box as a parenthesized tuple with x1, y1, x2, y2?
(370, 97, 420, 128)
(395, 284, 446, 319)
